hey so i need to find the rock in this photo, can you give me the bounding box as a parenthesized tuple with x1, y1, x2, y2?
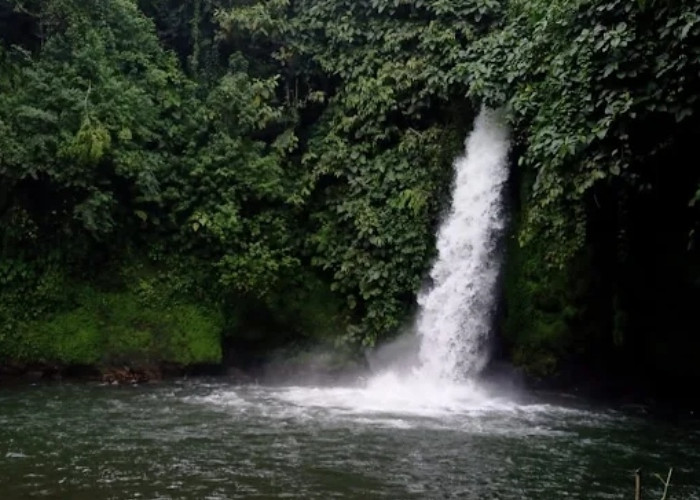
(101, 365, 162, 385)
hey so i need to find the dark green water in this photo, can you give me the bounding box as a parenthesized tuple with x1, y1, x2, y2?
(1, 380, 698, 499)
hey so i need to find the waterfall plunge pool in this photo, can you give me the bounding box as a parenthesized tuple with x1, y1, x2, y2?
(1, 379, 699, 499)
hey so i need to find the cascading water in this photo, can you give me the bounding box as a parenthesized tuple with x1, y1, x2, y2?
(415, 107, 511, 381)
(243, 107, 512, 414)
(333, 106, 513, 411)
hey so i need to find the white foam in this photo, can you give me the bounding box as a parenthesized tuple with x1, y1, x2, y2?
(274, 373, 515, 419)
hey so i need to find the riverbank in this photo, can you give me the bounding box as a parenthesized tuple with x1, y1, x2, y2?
(0, 361, 227, 385)
(0, 342, 367, 386)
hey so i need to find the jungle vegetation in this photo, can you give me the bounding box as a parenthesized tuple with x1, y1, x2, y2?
(1, 0, 699, 387)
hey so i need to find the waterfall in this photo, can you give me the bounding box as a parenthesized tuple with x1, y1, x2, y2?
(415, 107, 511, 381)
(251, 108, 513, 414)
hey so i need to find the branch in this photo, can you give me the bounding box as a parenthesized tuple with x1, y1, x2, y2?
(655, 468, 673, 500)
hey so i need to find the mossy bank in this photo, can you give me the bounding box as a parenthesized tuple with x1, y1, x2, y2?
(0, 259, 223, 379)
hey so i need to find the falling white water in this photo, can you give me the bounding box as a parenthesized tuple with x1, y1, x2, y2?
(415, 107, 511, 381)
(219, 108, 513, 417)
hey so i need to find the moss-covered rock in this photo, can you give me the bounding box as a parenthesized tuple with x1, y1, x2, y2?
(0, 260, 223, 370)
(1, 289, 222, 367)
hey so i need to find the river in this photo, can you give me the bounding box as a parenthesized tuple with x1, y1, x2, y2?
(1, 379, 698, 499)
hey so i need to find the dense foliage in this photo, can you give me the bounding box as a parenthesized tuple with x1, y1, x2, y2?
(470, 0, 700, 265)
(469, 0, 700, 379)
(1, 0, 699, 385)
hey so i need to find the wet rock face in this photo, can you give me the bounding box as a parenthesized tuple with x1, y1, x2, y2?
(0, 362, 63, 382)
(101, 366, 162, 385)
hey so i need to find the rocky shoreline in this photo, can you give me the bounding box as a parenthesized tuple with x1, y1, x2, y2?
(0, 362, 224, 385)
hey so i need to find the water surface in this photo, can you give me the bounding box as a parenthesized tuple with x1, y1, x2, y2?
(1, 379, 698, 499)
